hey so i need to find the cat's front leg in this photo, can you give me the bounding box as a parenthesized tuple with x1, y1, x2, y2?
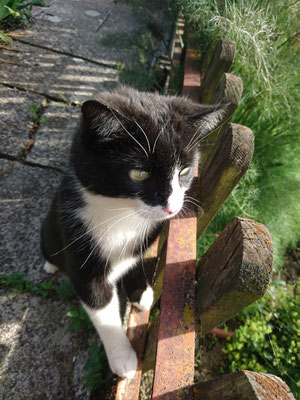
(82, 286, 137, 379)
(122, 263, 154, 311)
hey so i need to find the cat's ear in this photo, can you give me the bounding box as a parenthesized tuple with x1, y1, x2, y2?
(81, 100, 125, 138)
(81, 100, 110, 126)
(172, 97, 229, 136)
(188, 103, 229, 134)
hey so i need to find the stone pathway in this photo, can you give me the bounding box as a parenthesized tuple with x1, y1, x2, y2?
(0, 1, 171, 398)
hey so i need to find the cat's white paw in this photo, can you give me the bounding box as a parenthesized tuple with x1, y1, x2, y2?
(133, 285, 153, 311)
(108, 345, 138, 379)
(44, 261, 58, 274)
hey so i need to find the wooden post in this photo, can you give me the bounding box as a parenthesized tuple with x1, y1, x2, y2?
(193, 371, 295, 400)
(196, 217, 273, 335)
(198, 72, 243, 173)
(197, 123, 254, 239)
(200, 40, 236, 104)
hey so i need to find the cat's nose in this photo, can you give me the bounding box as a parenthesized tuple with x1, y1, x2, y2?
(164, 208, 176, 215)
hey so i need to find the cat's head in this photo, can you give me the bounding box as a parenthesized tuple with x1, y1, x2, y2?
(72, 87, 226, 221)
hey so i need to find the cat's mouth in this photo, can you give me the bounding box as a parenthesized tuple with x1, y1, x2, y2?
(138, 204, 182, 221)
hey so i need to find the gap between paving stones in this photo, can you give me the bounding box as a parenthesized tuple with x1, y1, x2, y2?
(1, 81, 82, 106)
(13, 38, 118, 70)
(0, 152, 63, 173)
(0, 86, 65, 172)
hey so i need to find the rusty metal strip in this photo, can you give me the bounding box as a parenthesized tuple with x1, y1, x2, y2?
(115, 26, 201, 400)
(151, 37, 200, 399)
(152, 217, 197, 400)
(182, 35, 201, 101)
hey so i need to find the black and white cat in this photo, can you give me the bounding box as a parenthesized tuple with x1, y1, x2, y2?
(41, 87, 226, 379)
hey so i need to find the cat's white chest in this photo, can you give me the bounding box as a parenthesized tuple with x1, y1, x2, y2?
(79, 189, 151, 284)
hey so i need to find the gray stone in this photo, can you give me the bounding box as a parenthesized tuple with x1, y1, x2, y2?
(27, 0, 138, 65)
(27, 102, 79, 169)
(0, 86, 44, 157)
(0, 160, 61, 282)
(0, 289, 95, 400)
(0, 41, 118, 103)
(85, 10, 101, 17)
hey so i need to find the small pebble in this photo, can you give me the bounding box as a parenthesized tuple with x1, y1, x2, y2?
(45, 15, 62, 23)
(85, 10, 100, 17)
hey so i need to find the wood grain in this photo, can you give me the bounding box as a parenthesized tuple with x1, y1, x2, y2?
(196, 217, 273, 335)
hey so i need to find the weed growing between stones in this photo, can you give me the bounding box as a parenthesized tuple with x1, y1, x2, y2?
(83, 344, 108, 393)
(0, 272, 75, 300)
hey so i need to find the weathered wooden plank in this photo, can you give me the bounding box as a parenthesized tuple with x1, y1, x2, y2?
(197, 123, 254, 239)
(141, 313, 160, 374)
(196, 217, 273, 335)
(198, 72, 243, 172)
(200, 40, 235, 104)
(193, 371, 295, 400)
(152, 217, 197, 400)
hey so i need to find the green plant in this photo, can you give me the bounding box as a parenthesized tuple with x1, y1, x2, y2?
(178, 0, 300, 270)
(223, 280, 300, 398)
(67, 305, 93, 332)
(83, 344, 108, 392)
(0, 0, 45, 42)
(29, 103, 46, 124)
(0, 272, 75, 300)
(56, 281, 75, 302)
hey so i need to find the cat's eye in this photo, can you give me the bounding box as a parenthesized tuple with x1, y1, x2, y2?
(179, 167, 190, 176)
(129, 169, 150, 182)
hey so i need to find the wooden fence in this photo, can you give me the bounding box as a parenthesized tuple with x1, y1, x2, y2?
(113, 17, 295, 400)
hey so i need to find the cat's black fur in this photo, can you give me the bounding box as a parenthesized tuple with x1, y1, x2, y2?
(41, 87, 226, 378)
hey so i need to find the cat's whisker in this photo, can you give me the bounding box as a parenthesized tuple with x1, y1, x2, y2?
(188, 111, 235, 152)
(152, 112, 173, 154)
(134, 119, 151, 154)
(180, 206, 188, 217)
(109, 108, 149, 157)
(184, 199, 204, 217)
(186, 122, 204, 152)
(185, 195, 202, 205)
(104, 207, 132, 211)
(104, 245, 114, 276)
(139, 218, 151, 281)
(51, 211, 133, 256)
(184, 198, 200, 207)
(152, 127, 164, 154)
(186, 101, 227, 151)
(79, 210, 143, 270)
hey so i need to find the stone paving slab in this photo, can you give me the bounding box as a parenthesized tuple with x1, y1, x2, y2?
(0, 1, 173, 398)
(28, 0, 137, 66)
(0, 86, 45, 157)
(0, 160, 61, 283)
(1, 41, 118, 103)
(27, 102, 79, 169)
(0, 288, 96, 400)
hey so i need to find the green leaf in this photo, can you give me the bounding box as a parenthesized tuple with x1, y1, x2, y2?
(4, 5, 20, 18)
